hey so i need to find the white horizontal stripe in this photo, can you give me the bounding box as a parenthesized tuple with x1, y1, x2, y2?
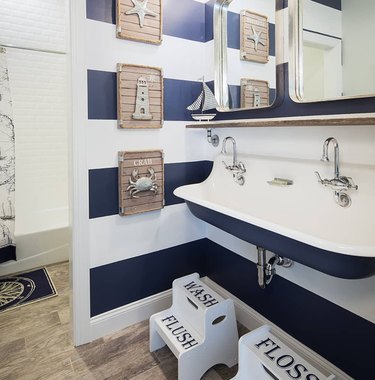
(303, 0, 342, 38)
(87, 120, 211, 169)
(227, 48, 276, 87)
(85, 19, 208, 81)
(90, 203, 206, 268)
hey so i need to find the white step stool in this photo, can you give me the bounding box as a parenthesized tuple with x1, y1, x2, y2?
(232, 325, 337, 380)
(150, 273, 238, 380)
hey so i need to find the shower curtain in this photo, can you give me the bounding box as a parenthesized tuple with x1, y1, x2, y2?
(0, 48, 16, 263)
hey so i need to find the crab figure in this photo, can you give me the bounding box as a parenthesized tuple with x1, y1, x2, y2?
(127, 167, 158, 198)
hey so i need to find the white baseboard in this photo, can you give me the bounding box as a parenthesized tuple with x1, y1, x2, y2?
(90, 289, 172, 342)
(202, 276, 353, 380)
(89, 276, 352, 380)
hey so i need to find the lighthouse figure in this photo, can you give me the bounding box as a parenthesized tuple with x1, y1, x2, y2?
(133, 76, 153, 120)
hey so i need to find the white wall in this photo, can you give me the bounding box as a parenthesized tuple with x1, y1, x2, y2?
(342, 0, 375, 96)
(84, 21, 211, 269)
(0, 0, 69, 234)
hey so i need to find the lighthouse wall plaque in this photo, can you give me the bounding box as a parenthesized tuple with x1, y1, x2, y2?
(240, 10, 269, 63)
(118, 150, 164, 216)
(116, 0, 163, 45)
(117, 64, 163, 129)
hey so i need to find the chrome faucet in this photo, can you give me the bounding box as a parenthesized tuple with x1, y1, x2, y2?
(321, 137, 340, 178)
(315, 137, 358, 207)
(221, 136, 246, 185)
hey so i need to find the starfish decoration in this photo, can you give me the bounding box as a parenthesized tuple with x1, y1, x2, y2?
(125, 0, 157, 28)
(247, 25, 266, 51)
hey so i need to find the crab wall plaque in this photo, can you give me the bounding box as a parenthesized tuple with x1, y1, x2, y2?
(127, 167, 158, 198)
(118, 150, 164, 215)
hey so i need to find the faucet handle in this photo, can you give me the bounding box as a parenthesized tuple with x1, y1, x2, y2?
(315, 171, 324, 184)
(237, 161, 246, 173)
(341, 176, 358, 191)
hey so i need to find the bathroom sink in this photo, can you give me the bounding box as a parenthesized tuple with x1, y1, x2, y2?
(174, 153, 375, 279)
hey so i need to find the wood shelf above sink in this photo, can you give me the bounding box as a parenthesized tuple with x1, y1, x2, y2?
(185, 113, 375, 128)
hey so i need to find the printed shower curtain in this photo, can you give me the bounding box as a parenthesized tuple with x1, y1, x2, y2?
(0, 48, 16, 263)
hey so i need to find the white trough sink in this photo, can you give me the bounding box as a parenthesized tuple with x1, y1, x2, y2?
(174, 153, 375, 279)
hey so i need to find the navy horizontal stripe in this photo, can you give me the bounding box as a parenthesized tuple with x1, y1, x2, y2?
(86, 0, 116, 24)
(87, 70, 279, 121)
(312, 0, 341, 11)
(91, 238, 375, 379)
(87, 70, 209, 121)
(89, 161, 213, 219)
(163, 0, 206, 42)
(86, 0, 207, 42)
(276, 0, 287, 11)
(90, 239, 208, 316)
(87, 70, 117, 120)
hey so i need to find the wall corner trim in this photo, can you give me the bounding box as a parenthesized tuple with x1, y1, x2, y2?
(89, 289, 172, 342)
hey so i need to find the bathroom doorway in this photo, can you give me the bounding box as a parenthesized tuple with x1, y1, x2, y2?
(0, 0, 72, 357)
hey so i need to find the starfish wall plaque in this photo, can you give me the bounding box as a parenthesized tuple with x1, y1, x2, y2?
(117, 0, 162, 44)
(240, 10, 269, 63)
(125, 0, 157, 28)
(247, 25, 266, 52)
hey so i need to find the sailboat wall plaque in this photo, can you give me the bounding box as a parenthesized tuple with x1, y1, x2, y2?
(187, 78, 219, 122)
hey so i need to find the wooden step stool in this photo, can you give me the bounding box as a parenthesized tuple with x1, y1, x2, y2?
(231, 325, 337, 380)
(150, 273, 238, 380)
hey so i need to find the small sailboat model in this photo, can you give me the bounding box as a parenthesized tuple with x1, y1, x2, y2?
(187, 78, 219, 122)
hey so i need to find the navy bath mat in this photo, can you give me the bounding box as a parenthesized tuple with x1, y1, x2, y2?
(0, 267, 57, 313)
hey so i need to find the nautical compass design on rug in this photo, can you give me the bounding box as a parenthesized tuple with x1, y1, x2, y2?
(0, 276, 35, 309)
(125, 0, 157, 28)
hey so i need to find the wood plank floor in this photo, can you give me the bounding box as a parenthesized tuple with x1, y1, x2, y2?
(0, 262, 247, 379)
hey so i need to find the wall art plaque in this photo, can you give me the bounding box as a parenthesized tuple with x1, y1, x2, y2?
(117, 63, 163, 129)
(240, 78, 269, 109)
(116, 0, 162, 45)
(240, 10, 269, 63)
(118, 150, 164, 215)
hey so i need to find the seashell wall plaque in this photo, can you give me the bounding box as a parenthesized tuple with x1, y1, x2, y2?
(240, 78, 269, 109)
(116, 0, 163, 45)
(118, 150, 164, 215)
(240, 10, 269, 63)
(117, 63, 163, 129)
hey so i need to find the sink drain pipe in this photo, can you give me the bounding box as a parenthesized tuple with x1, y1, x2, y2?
(257, 247, 294, 289)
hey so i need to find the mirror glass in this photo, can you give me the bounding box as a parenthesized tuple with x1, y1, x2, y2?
(292, 0, 375, 102)
(214, 0, 276, 111)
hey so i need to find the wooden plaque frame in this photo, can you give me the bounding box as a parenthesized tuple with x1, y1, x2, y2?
(116, 0, 163, 45)
(117, 63, 163, 129)
(240, 10, 269, 63)
(240, 78, 270, 109)
(118, 150, 164, 216)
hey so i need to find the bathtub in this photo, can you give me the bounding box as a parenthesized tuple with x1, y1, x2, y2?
(174, 153, 375, 279)
(0, 207, 70, 276)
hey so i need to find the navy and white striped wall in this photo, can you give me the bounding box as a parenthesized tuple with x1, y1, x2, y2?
(86, 2, 374, 379)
